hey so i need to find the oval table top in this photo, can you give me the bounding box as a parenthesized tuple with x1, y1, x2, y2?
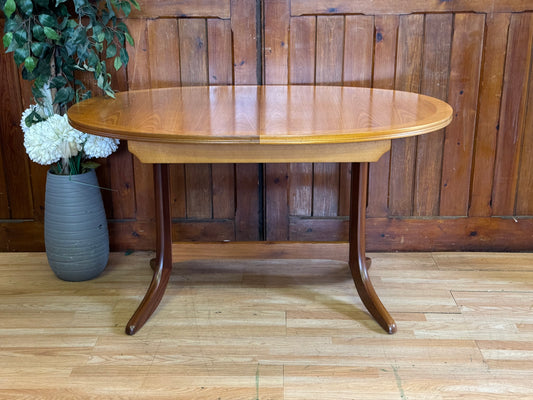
(67, 85, 453, 145)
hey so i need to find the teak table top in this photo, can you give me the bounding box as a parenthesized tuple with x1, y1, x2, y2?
(68, 85, 453, 145)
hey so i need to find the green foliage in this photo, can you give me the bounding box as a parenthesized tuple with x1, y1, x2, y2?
(1, 0, 139, 114)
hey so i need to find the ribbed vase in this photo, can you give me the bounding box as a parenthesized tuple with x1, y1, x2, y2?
(44, 169, 109, 281)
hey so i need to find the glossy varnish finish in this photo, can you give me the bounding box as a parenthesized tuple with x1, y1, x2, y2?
(68, 86, 452, 145)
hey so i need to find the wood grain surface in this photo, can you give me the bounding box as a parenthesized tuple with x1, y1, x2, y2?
(67, 86, 453, 144)
(291, 0, 533, 15)
(2, 250, 533, 399)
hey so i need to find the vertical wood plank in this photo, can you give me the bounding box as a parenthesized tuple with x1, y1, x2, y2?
(492, 13, 533, 216)
(516, 62, 533, 215)
(389, 14, 424, 217)
(147, 19, 181, 88)
(95, 157, 114, 218)
(169, 165, 187, 220)
(264, 0, 290, 85)
(367, 15, 398, 217)
(289, 16, 316, 85)
(313, 163, 339, 217)
(179, 19, 209, 85)
(26, 169, 47, 221)
(288, 16, 316, 216)
(337, 164, 351, 217)
(132, 157, 155, 222)
(289, 163, 312, 216)
(440, 13, 484, 216)
(469, 14, 510, 217)
(0, 165, 7, 219)
(315, 16, 344, 85)
(372, 16, 398, 90)
(106, 145, 136, 219)
(343, 15, 374, 88)
(26, 168, 48, 221)
(0, 35, 33, 219)
(126, 19, 152, 91)
(235, 164, 260, 240)
(185, 163, 213, 219)
(208, 19, 233, 85)
(0, 154, 9, 218)
(15, 59, 48, 222)
(414, 14, 453, 216)
(179, 19, 213, 219)
(265, 164, 289, 240)
(0, 28, 17, 218)
(126, 18, 155, 224)
(231, 0, 258, 84)
(16, 67, 49, 221)
(212, 164, 235, 219)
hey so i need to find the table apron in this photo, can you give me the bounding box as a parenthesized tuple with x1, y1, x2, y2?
(127, 140, 392, 164)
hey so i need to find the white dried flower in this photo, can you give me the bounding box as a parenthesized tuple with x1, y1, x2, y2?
(84, 135, 120, 159)
(23, 113, 87, 165)
(20, 104, 50, 135)
(21, 104, 119, 173)
(24, 119, 62, 165)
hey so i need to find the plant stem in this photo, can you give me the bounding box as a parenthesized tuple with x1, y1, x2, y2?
(49, 49, 60, 115)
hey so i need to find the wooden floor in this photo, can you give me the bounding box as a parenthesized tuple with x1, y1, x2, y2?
(1, 250, 533, 399)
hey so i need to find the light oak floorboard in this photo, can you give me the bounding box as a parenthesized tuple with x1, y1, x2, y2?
(1, 251, 532, 399)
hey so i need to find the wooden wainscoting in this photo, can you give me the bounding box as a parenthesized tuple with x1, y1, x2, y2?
(1, 0, 533, 251)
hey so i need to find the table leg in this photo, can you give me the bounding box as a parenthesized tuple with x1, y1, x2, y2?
(126, 164, 173, 335)
(349, 162, 397, 334)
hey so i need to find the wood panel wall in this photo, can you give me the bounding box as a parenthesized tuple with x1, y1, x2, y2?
(1, 0, 533, 251)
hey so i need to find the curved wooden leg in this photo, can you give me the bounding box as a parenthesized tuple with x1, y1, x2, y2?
(126, 164, 173, 335)
(349, 162, 397, 334)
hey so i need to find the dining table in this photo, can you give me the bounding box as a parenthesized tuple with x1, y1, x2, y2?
(68, 85, 453, 335)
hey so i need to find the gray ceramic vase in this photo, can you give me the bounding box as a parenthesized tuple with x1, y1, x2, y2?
(44, 169, 109, 281)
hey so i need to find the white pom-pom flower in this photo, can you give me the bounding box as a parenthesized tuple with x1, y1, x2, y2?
(20, 104, 50, 135)
(84, 134, 120, 159)
(23, 118, 63, 165)
(21, 105, 119, 173)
